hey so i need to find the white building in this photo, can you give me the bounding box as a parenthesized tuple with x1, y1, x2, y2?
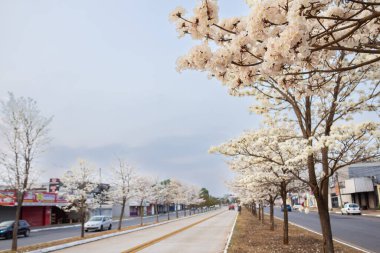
(328, 162, 380, 209)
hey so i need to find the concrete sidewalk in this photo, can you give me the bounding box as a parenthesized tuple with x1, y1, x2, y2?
(53, 210, 229, 253)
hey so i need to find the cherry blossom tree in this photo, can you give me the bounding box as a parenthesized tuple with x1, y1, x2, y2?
(212, 126, 307, 244)
(0, 93, 52, 251)
(134, 176, 154, 226)
(61, 159, 98, 238)
(184, 185, 203, 216)
(170, 179, 185, 218)
(170, 2, 379, 251)
(160, 179, 177, 220)
(110, 159, 136, 230)
(151, 178, 165, 223)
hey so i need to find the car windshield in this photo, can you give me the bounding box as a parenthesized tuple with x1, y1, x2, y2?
(89, 217, 103, 221)
(0, 221, 14, 226)
(349, 204, 359, 208)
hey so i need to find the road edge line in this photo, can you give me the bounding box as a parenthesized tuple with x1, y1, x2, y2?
(26, 210, 221, 253)
(223, 211, 238, 253)
(273, 216, 372, 253)
(122, 210, 227, 253)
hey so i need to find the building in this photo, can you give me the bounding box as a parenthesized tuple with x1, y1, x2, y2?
(328, 162, 380, 210)
(0, 190, 67, 226)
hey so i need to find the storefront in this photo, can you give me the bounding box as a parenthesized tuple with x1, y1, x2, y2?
(0, 190, 67, 226)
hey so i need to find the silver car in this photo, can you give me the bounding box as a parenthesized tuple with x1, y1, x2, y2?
(84, 216, 112, 232)
(341, 203, 361, 215)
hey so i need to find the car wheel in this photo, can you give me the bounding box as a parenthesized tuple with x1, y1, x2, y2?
(24, 230, 30, 237)
(85, 229, 88, 232)
(5, 232, 12, 239)
(100, 225, 104, 231)
(108, 224, 112, 230)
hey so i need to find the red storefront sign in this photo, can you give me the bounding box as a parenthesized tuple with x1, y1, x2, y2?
(0, 191, 66, 206)
(0, 191, 15, 206)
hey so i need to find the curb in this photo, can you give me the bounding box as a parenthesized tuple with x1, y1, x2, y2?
(28, 209, 222, 253)
(223, 211, 238, 253)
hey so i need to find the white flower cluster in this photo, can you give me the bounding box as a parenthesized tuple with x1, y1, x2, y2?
(171, 0, 380, 88)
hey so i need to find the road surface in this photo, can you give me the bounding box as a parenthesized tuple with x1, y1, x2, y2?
(268, 207, 380, 253)
(55, 209, 236, 253)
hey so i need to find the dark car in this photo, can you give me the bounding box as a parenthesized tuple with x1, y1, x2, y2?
(0, 220, 31, 239)
(281, 204, 292, 212)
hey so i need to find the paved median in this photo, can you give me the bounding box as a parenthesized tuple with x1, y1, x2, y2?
(53, 209, 235, 253)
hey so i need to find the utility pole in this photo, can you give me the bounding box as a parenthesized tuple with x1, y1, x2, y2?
(99, 168, 102, 215)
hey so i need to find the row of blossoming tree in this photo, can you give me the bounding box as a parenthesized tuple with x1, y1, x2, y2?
(60, 159, 205, 238)
(170, 1, 379, 252)
(0, 93, 206, 250)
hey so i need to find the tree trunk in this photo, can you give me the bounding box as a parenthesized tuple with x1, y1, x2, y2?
(118, 197, 126, 230)
(252, 201, 257, 216)
(258, 203, 261, 220)
(167, 204, 170, 220)
(176, 203, 179, 218)
(269, 196, 275, 231)
(80, 203, 85, 238)
(11, 192, 24, 251)
(140, 201, 144, 226)
(316, 190, 335, 253)
(261, 203, 264, 224)
(281, 187, 289, 245)
(155, 203, 159, 223)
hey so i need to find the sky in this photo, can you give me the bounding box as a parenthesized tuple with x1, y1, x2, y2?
(0, 0, 259, 196)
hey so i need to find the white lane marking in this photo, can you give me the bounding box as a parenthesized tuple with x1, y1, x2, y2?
(273, 216, 371, 253)
(223, 211, 238, 253)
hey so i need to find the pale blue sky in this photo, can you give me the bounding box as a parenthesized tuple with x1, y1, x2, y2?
(0, 1, 258, 195)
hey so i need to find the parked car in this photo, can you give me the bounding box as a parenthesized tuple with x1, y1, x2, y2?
(0, 220, 30, 239)
(228, 204, 235, 210)
(84, 216, 112, 232)
(292, 204, 302, 211)
(281, 204, 292, 212)
(341, 203, 361, 215)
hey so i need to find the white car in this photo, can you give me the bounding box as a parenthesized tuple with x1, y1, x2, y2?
(341, 203, 361, 215)
(84, 216, 112, 232)
(292, 204, 303, 211)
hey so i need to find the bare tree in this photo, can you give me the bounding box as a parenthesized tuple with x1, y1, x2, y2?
(0, 93, 52, 251)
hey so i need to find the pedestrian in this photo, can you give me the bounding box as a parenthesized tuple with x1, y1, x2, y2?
(238, 205, 241, 214)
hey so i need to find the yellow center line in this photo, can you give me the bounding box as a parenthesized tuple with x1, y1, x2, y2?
(121, 210, 227, 253)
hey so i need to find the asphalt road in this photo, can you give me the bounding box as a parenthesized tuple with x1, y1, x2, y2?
(0, 210, 208, 251)
(268, 207, 380, 253)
